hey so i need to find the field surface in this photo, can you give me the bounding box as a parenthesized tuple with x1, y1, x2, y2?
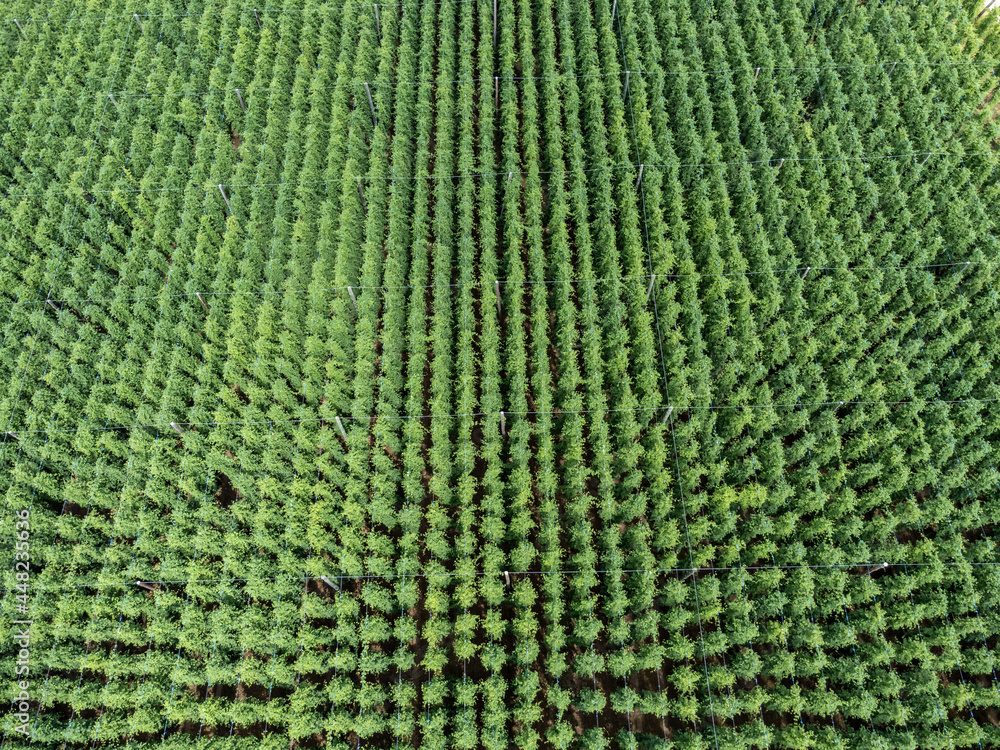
(3, 0, 1000, 748)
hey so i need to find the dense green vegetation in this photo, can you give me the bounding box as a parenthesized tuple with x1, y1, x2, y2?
(3, 0, 1000, 747)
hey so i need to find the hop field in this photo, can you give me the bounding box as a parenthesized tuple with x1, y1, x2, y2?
(3, 0, 1000, 748)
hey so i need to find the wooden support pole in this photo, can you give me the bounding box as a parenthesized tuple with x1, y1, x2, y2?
(888, 61, 898, 77)
(235, 88, 246, 113)
(859, 562, 889, 576)
(136, 580, 157, 592)
(507, 171, 513, 186)
(979, 0, 998, 21)
(46, 299, 59, 312)
(645, 274, 655, 303)
(364, 83, 377, 128)
(320, 575, 341, 591)
(611, 0, 617, 19)
(754, 66, 761, 80)
(108, 93, 118, 109)
(12, 19, 25, 36)
(195, 292, 210, 313)
(801, 266, 811, 280)
(775, 158, 785, 171)
(493, 0, 497, 47)
(5, 431, 17, 441)
(495, 76, 499, 109)
(661, 405, 673, 425)
(357, 179, 366, 213)
(374, 3, 380, 35)
(500, 411, 506, 437)
(347, 286, 358, 311)
(254, 8, 262, 28)
(920, 152, 933, 167)
(751, 66, 760, 92)
(169, 422, 185, 436)
(494, 280, 502, 315)
(218, 184, 233, 214)
(132, 13, 143, 32)
(624, 70, 630, 97)
(334, 416, 348, 442)
(503, 571, 511, 588)
(635, 163, 644, 191)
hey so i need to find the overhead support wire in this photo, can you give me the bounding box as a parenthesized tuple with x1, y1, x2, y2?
(2, 259, 992, 311)
(9, 559, 1000, 592)
(9, 394, 1000, 438)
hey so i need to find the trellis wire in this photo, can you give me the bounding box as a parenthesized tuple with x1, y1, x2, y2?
(6, 560, 1000, 594)
(4, 150, 994, 201)
(1, 259, 990, 310)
